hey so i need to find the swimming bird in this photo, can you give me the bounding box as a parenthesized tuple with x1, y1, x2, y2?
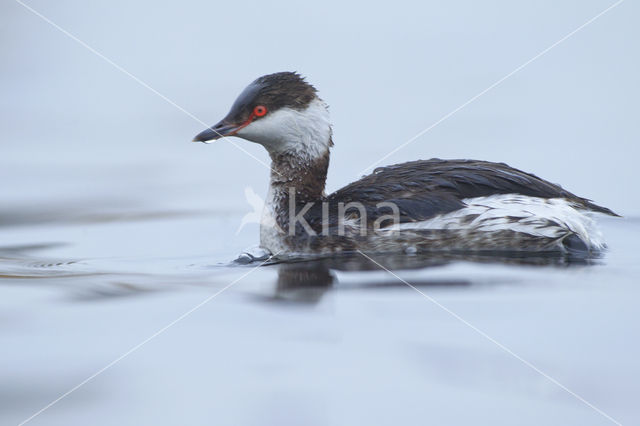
(193, 72, 618, 256)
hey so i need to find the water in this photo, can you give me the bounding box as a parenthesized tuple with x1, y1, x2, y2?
(3, 0, 640, 424)
(1, 170, 639, 425)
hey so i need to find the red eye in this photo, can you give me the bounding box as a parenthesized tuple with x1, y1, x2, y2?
(253, 105, 267, 117)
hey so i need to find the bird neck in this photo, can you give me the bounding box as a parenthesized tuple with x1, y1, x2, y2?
(269, 148, 330, 203)
(260, 149, 330, 250)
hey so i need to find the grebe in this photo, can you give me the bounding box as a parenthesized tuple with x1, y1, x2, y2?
(194, 72, 618, 255)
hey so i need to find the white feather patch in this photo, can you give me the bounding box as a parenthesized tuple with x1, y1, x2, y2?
(393, 194, 606, 250)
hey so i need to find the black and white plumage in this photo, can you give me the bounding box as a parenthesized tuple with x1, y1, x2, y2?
(194, 72, 618, 255)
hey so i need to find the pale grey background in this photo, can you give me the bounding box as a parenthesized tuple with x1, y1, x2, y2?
(1, 0, 638, 215)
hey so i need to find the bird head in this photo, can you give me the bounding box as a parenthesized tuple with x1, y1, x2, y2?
(193, 72, 332, 158)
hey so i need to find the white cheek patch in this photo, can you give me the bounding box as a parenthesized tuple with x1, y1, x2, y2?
(236, 98, 332, 160)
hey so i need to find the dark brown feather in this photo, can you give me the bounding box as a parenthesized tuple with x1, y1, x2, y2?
(328, 159, 619, 224)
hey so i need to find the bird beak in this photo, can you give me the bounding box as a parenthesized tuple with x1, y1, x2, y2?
(192, 119, 242, 143)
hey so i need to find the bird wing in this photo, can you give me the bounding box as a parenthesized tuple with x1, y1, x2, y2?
(327, 159, 618, 224)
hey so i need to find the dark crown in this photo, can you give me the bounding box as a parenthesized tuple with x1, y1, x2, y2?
(250, 72, 318, 111)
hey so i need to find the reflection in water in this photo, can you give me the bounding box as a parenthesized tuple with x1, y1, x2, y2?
(267, 262, 336, 304)
(259, 251, 599, 305)
(268, 250, 599, 270)
(0, 240, 600, 305)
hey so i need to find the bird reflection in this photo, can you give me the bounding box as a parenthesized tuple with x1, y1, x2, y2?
(269, 261, 336, 304)
(0, 242, 600, 304)
(261, 251, 599, 305)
